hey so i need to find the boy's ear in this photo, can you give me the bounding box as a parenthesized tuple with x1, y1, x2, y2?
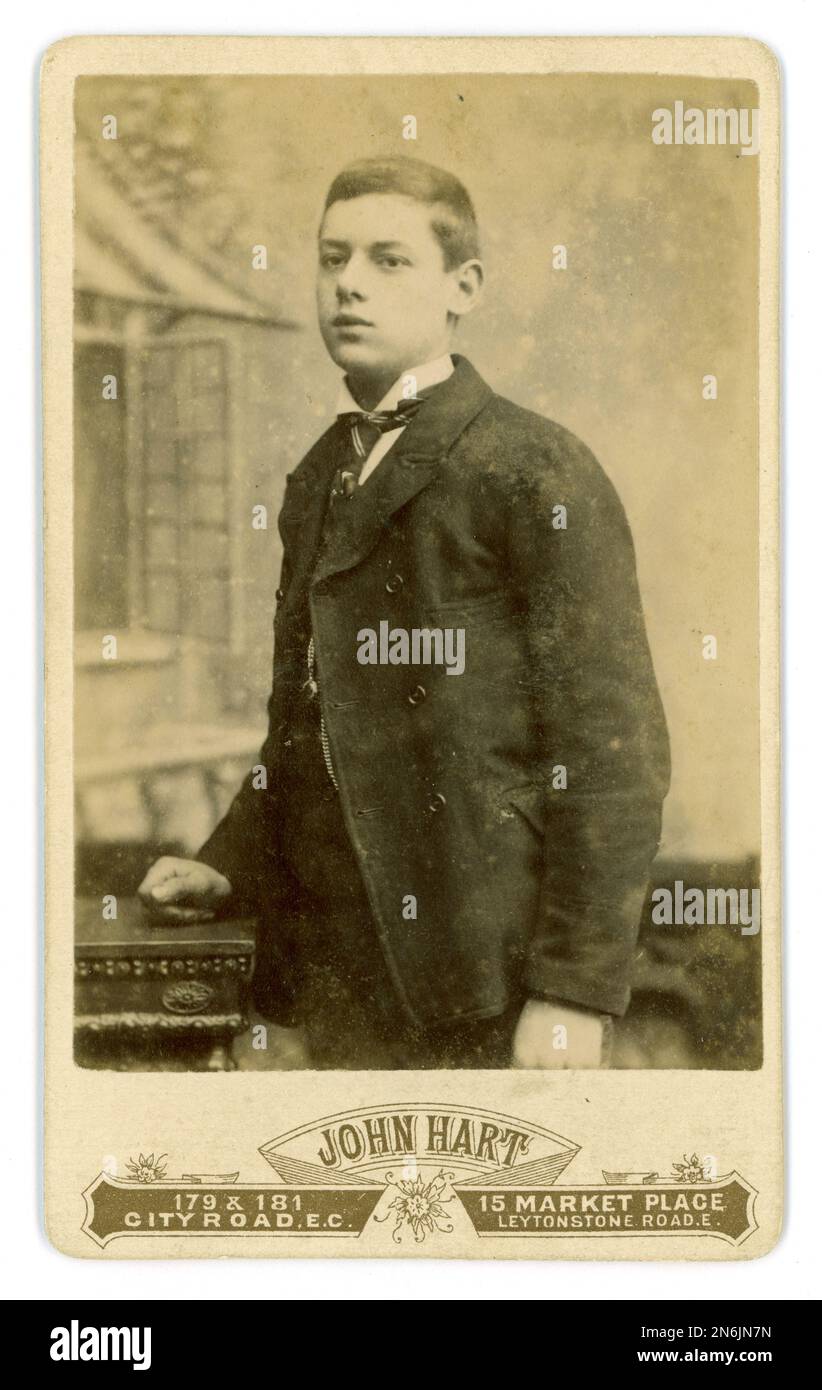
(447, 259, 484, 320)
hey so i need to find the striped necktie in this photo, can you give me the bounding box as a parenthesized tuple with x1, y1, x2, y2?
(333, 397, 426, 499)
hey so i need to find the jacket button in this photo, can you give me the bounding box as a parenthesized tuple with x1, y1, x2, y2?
(385, 573, 404, 594)
(428, 792, 446, 813)
(407, 684, 426, 706)
(275, 588, 285, 602)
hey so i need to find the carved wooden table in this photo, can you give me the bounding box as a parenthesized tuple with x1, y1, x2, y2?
(74, 897, 257, 1071)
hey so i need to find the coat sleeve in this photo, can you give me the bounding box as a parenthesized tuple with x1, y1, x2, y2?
(193, 690, 281, 912)
(505, 427, 671, 1017)
(193, 559, 291, 911)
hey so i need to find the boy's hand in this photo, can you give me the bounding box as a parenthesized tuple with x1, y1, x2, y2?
(512, 999, 604, 1069)
(138, 857, 232, 923)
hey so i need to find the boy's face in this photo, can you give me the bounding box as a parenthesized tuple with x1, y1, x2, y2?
(317, 193, 480, 387)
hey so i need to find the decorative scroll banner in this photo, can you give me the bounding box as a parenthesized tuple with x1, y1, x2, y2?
(452, 1174, 756, 1243)
(81, 1104, 758, 1249)
(82, 1178, 384, 1245)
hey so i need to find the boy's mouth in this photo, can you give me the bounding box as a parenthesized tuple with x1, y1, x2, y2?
(332, 313, 374, 328)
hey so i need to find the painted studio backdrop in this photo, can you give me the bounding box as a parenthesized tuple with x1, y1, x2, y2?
(73, 74, 760, 1069)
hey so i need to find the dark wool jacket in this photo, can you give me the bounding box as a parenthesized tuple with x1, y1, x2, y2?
(197, 356, 671, 1027)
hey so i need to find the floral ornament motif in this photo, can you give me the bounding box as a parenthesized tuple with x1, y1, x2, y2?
(672, 1152, 708, 1183)
(375, 1169, 455, 1244)
(126, 1152, 168, 1183)
(161, 980, 214, 1014)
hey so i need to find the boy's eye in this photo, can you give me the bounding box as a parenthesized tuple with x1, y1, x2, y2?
(320, 253, 346, 269)
(376, 255, 408, 269)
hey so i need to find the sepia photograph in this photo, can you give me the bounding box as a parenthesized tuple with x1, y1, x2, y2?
(69, 69, 765, 1074)
(33, 24, 787, 1271)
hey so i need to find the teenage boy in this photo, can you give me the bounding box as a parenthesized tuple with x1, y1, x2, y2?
(139, 156, 670, 1070)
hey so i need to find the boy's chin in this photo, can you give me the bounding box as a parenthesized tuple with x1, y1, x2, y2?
(328, 343, 401, 378)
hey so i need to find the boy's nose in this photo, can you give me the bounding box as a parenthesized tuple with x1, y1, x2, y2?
(336, 284, 367, 306)
(335, 255, 367, 300)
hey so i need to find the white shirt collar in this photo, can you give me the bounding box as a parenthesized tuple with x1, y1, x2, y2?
(336, 353, 454, 416)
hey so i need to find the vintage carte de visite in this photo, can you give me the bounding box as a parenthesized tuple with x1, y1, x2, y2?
(41, 35, 780, 1260)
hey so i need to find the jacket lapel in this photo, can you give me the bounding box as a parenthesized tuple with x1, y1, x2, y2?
(312, 355, 493, 585)
(277, 424, 341, 597)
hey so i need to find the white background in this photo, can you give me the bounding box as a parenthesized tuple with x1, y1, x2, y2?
(5, 0, 818, 1301)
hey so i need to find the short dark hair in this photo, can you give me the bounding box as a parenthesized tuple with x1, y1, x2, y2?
(322, 156, 480, 269)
